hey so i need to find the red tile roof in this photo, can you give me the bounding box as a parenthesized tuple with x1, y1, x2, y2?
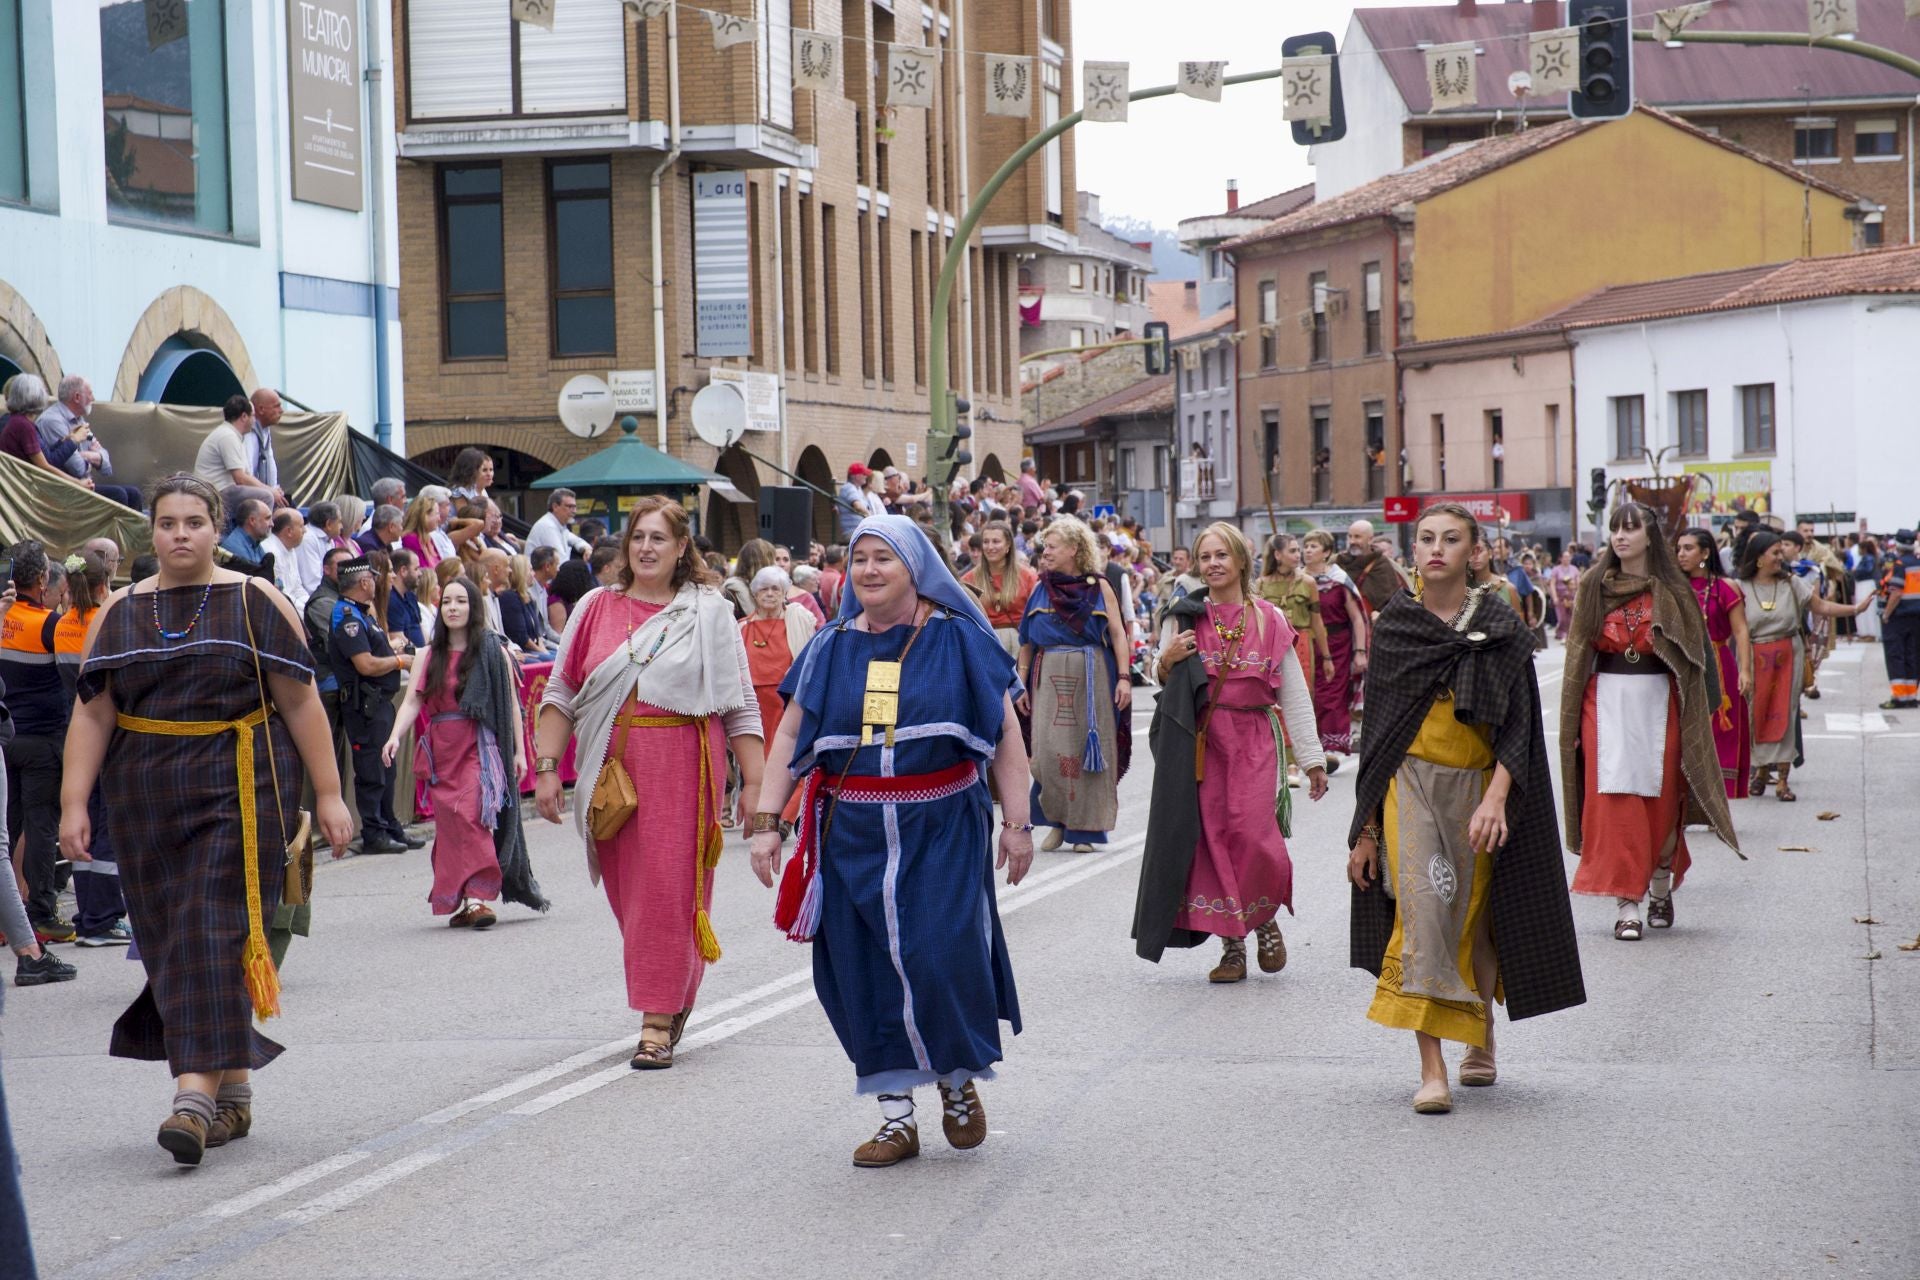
(1538, 243, 1920, 331)
(1146, 282, 1234, 341)
(1224, 106, 1861, 251)
(1355, 0, 1920, 116)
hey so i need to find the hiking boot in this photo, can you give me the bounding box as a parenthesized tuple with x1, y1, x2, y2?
(1209, 936, 1248, 983)
(157, 1111, 208, 1166)
(15, 950, 77, 986)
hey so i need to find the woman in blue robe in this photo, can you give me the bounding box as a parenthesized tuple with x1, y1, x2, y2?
(751, 516, 1034, 1169)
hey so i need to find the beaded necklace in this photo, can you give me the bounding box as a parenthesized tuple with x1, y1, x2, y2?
(151, 580, 215, 642)
(1207, 600, 1248, 645)
(622, 593, 675, 668)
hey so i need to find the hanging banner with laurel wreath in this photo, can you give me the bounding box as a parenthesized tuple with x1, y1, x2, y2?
(1083, 61, 1130, 122)
(984, 54, 1033, 118)
(510, 0, 555, 31)
(1281, 55, 1330, 122)
(1178, 61, 1226, 103)
(793, 29, 839, 93)
(623, 0, 671, 20)
(1528, 26, 1578, 95)
(1652, 2, 1712, 43)
(1808, 0, 1857, 40)
(889, 45, 937, 109)
(708, 9, 755, 50)
(1425, 41, 1476, 112)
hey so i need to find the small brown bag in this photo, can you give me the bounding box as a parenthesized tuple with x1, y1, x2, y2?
(240, 582, 316, 906)
(587, 709, 638, 842)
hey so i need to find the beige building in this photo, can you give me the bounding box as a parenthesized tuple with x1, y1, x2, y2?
(392, 0, 1073, 548)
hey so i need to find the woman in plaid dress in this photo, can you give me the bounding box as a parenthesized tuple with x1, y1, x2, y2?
(60, 476, 352, 1166)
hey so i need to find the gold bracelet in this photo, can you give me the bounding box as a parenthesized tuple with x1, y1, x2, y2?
(534, 756, 560, 775)
(750, 812, 782, 834)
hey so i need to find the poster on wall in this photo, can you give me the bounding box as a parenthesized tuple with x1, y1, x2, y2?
(1685, 461, 1773, 520)
(692, 171, 752, 357)
(286, 0, 363, 211)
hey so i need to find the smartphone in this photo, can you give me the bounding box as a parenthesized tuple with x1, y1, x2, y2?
(0, 557, 13, 586)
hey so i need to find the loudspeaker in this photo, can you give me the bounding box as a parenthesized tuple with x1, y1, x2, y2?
(757, 485, 814, 553)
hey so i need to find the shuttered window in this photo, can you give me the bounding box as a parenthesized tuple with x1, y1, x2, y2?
(521, 0, 626, 115)
(759, 0, 794, 129)
(408, 0, 512, 119)
(408, 0, 624, 121)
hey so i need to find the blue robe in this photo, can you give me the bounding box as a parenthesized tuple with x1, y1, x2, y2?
(782, 608, 1022, 1094)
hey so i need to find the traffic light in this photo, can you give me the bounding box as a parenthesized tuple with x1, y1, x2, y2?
(927, 393, 973, 487)
(1571, 0, 1632, 120)
(1282, 31, 1347, 145)
(1143, 321, 1170, 376)
(1589, 467, 1608, 516)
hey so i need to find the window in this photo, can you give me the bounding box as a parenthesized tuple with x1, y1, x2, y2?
(822, 203, 840, 376)
(1309, 271, 1329, 364)
(780, 184, 796, 371)
(439, 165, 506, 360)
(1793, 120, 1838, 161)
(1611, 394, 1646, 459)
(1183, 359, 1194, 393)
(857, 209, 875, 381)
(878, 214, 895, 383)
(759, 0, 794, 130)
(1738, 383, 1775, 453)
(1, 0, 23, 203)
(1208, 249, 1227, 280)
(1118, 447, 1137, 491)
(101, 0, 231, 233)
(1365, 403, 1386, 501)
(1672, 389, 1707, 457)
(1069, 327, 1085, 348)
(1421, 123, 1482, 156)
(547, 159, 614, 357)
(1197, 351, 1209, 392)
(1262, 409, 1280, 477)
(1218, 410, 1233, 482)
(1433, 413, 1447, 489)
(1363, 262, 1383, 355)
(1063, 441, 1096, 484)
(1042, 59, 1062, 221)
(1864, 214, 1884, 246)
(1067, 261, 1084, 290)
(1258, 281, 1277, 368)
(1154, 445, 1169, 491)
(1854, 118, 1899, 159)
(799, 193, 818, 373)
(910, 228, 926, 386)
(1311, 408, 1331, 504)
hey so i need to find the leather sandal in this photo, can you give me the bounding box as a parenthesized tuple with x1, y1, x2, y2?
(669, 1008, 691, 1050)
(1750, 768, 1770, 796)
(1413, 1079, 1453, 1114)
(1209, 936, 1248, 983)
(1614, 916, 1643, 941)
(1776, 782, 1797, 802)
(938, 1080, 988, 1150)
(853, 1115, 921, 1168)
(1254, 922, 1287, 973)
(631, 1015, 676, 1070)
(1647, 894, 1674, 929)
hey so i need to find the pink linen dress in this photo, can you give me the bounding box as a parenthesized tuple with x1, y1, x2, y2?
(1174, 599, 1300, 937)
(422, 661, 503, 913)
(562, 593, 726, 1014)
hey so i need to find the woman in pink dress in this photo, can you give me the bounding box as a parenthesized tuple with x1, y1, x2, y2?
(385, 576, 546, 928)
(1300, 529, 1369, 761)
(1676, 527, 1753, 799)
(1139, 523, 1328, 983)
(535, 497, 765, 1070)
(1548, 548, 1581, 641)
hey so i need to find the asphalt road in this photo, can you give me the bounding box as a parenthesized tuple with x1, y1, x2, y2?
(7, 639, 1918, 1280)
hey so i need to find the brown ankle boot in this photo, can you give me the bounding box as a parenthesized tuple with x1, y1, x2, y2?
(1209, 936, 1248, 983)
(206, 1100, 253, 1148)
(157, 1111, 209, 1165)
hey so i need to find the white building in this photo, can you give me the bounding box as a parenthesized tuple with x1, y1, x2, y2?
(0, 0, 402, 449)
(1568, 248, 1920, 534)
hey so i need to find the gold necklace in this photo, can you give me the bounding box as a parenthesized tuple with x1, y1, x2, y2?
(1759, 578, 1782, 612)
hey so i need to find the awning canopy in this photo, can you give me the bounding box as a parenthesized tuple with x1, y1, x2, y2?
(530, 417, 724, 492)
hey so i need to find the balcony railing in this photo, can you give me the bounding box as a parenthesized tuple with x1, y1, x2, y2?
(1180, 456, 1217, 502)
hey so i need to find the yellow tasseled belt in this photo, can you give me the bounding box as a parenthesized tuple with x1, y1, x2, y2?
(610, 709, 725, 963)
(116, 707, 281, 1020)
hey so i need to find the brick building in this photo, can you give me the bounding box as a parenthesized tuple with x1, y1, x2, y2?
(1017, 191, 1155, 367)
(1316, 0, 1920, 247)
(391, 0, 1073, 548)
(1224, 108, 1866, 541)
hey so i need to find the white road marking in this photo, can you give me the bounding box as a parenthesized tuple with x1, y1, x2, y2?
(203, 1152, 375, 1219)
(1825, 712, 1891, 734)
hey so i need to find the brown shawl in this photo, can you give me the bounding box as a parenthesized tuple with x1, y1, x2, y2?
(1560, 567, 1741, 858)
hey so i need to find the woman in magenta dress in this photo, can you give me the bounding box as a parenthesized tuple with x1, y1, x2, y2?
(385, 576, 546, 929)
(1139, 523, 1328, 983)
(1300, 529, 1370, 760)
(1676, 527, 1753, 799)
(535, 497, 765, 1070)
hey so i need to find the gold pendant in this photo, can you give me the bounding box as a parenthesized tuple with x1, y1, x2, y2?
(861, 658, 902, 747)
(1760, 600, 1776, 611)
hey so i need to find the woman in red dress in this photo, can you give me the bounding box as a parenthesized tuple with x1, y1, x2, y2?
(1300, 529, 1369, 762)
(739, 567, 817, 827)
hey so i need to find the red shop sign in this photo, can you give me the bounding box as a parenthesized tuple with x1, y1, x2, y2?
(1432, 492, 1532, 521)
(1382, 496, 1420, 524)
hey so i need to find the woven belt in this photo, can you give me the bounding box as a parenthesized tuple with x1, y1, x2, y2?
(116, 707, 280, 1020)
(616, 713, 698, 728)
(1596, 651, 1668, 676)
(822, 760, 978, 804)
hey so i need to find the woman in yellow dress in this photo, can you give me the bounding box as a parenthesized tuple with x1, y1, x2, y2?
(1346, 503, 1584, 1115)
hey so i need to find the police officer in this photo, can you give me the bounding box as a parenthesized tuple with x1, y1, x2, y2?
(1880, 530, 1920, 710)
(328, 556, 416, 854)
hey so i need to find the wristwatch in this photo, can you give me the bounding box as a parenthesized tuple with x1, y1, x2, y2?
(534, 756, 560, 775)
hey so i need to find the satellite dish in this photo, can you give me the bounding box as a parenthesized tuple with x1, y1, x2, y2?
(1508, 70, 1533, 97)
(558, 375, 616, 439)
(690, 381, 747, 449)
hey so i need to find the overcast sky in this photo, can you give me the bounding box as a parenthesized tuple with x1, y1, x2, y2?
(1073, 0, 1450, 228)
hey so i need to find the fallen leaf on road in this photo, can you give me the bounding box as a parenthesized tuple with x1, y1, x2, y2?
(1863, 950, 1883, 961)
(1779, 845, 1815, 852)
(1898, 935, 1920, 952)
(1854, 915, 1881, 925)
(1817, 811, 1841, 821)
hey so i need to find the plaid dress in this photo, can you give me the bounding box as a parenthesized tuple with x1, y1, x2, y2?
(78, 581, 312, 1074)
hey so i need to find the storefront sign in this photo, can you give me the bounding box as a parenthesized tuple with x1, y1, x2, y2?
(1685, 462, 1772, 518)
(287, 0, 363, 211)
(693, 171, 752, 357)
(1430, 491, 1532, 521)
(1382, 495, 1419, 523)
(608, 369, 657, 414)
(708, 368, 780, 433)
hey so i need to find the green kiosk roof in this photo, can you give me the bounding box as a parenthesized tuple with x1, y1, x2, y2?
(530, 417, 725, 491)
